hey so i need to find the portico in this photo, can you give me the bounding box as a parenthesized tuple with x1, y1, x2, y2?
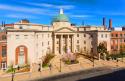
(53, 33, 75, 54)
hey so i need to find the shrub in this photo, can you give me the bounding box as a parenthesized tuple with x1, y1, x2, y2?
(6, 65, 15, 73)
(42, 53, 55, 67)
(62, 53, 79, 65)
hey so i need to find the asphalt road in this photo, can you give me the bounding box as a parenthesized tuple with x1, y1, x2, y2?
(78, 69, 125, 81)
(31, 67, 125, 81)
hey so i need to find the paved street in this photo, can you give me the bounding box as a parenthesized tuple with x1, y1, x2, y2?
(0, 56, 125, 81)
(78, 69, 125, 81)
(30, 67, 125, 81)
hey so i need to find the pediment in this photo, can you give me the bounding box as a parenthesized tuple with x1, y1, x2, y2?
(54, 27, 76, 33)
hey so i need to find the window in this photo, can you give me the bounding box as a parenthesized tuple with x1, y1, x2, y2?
(84, 47, 86, 51)
(116, 34, 118, 37)
(91, 35, 93, 38)
(120, 39, 122, 43)
(111, 34, 113, 37)
(57, 41, 59, 44)
(84, 28, 86, 31)
(111, 46, 114, 49)
(2, 46, 6, 57)
(48, 41, 49, 45)
(37, 35, 38, 38)
(48, 34, 49, 38)
(120, 45, 122, 49)
(116, 46, 118, 49)
(16, 35, 19, 39)
(115, 40, 118, 44)
(77, 34, 79, 37)
(1, 61, 7, 70)
(2, 35, 6, 40)
(42, 34, 44, 37)
(84, 34, 86, 37)
(24, 35, 28, 39)
(101, 34, 103, 38)
(57, 47, 59, 51)
(77, 40, 79, 43)
(76, 45, 80, 52)
(105, 34, 107, 38)
(19, 26, 23, 29)
(42, 42, 44, 46)
(120, 34, 122, 37)
(84, 41, 86, 44)
(19, 47, 24, 56)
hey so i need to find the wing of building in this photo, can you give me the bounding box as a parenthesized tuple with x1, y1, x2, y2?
(0, 9, 111, 70)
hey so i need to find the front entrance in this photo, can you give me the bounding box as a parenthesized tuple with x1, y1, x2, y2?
(15, 45, 28, 65)
(1, 62, 7, 70)
(54, 34, 74, 54)
(18, 47, 25, 65)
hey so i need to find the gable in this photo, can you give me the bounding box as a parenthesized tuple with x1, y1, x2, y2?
(54, 27, 76, 33)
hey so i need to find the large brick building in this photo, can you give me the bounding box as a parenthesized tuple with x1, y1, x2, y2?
(0, 27, 7, 70)
(111, 28, 125, 54)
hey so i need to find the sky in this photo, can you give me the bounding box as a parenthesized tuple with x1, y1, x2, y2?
(0, 0, 125, 27)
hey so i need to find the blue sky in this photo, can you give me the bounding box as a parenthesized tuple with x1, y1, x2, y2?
(0, 0, 125, 27)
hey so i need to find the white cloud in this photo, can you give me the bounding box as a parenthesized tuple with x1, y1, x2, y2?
(70, 14, 91, 18)
(24, 3, 75, 9)
(0, 4, 55, 15)
(6, 14, 38, 19)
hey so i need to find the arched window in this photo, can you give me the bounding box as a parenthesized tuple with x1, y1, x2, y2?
(15, 45, 28, 65)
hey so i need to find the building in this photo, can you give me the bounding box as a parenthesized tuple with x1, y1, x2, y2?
(3, 9, 111, 69)
(111, 28, 125, 54)
(0, 26, 7, 70)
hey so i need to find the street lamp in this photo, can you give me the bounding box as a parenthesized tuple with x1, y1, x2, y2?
(11, 65, 15, 81)
(59, 58, 62, 72)
(93, 54, 94, 68)
(122, 52, 123, 62)
(116, 59, 119, 67)
(91, 48, 94, 68)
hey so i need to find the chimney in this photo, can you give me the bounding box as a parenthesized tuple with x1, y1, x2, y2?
(103, 17, 106, 29)
(109, 19, 112, 30)
(3, 21, 5, 27)
(103, 17, 106, 26)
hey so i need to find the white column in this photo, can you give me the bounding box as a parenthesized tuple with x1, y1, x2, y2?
(54, 35, 56, 54)
(67, 35, 69, 50)
(72, 35, 74, 53)
(60, 35, 63, 54)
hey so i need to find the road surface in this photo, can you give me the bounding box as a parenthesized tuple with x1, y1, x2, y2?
(30, 67, 125, 81)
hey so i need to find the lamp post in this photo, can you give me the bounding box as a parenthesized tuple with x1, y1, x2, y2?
(93, 53, 94, 68)
(122, 52, 123, 62)
(11, 65, 15, 81)
(116, 59, 119, 67)
(59, 58, 62, 72)
(91, 48, 94, 68)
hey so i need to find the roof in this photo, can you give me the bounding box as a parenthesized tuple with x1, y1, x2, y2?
(52, 9, 69, 22)
(52, 14, 69, 22)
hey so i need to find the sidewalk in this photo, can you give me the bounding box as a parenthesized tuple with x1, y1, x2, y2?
(0, 57, 125, 81)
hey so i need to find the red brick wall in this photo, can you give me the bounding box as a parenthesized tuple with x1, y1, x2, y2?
(0, 32, 7, 68)
(111, 31, 125, 54)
